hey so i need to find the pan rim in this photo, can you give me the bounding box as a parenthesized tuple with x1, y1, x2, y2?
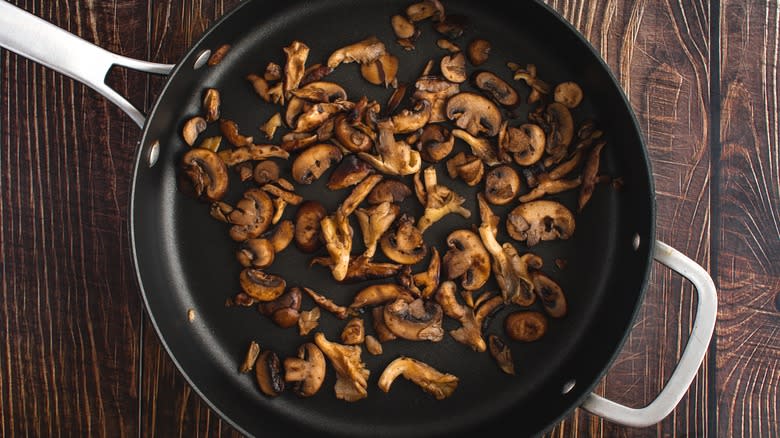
(128, 0, 657, 436)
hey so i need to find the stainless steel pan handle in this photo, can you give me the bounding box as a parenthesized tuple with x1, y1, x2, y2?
(0, 0, 173, 127)
(582, 240, 717, 427)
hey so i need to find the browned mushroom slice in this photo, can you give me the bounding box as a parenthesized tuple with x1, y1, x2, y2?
(434, 13, 467, 38)
(218, 145, 289, 166)
(182, 116, 207, 146)
(281, 132, 319, 152)
(467, 39, 491, 66)
(327, 36, 387, 69)
(484, 165, 521, 205)
(543, 102, 575, 164)
(236, 238, 275, 269)
(488, 334, 515, 375)
(377, 356, 458, 400)
(364, 335, 383, 355)
(391, 14, 416, 39)
(294, 101, 354, 133)
(202, 88, 220, 122)
(298, 307, 320, 336)
(320, 214, 353, 282)
(258, 286, 302, 328)
(380, 214, 427, 265)
(255, 350, 285, 397)
(239, 269, 286, 302)
(196, 136, 222, 153)
(442, 229, 491, 291)
(263, 62, 282, 82)
(349, 283, 414, 309)
(266, 219, 294, 253)
(283, 40, 310, 99)
(260, 113, 283, 140)
(554, 81, 583, 109)
(440, 52, 467, 83)
(302, 287, 350, 320)
(451, 128, 502, 166)
(446, 92, 502, 137)
(207, 44, 231, 67)
(247, 74, 272, 102)
(366, 179, 412, 205)
(473, 71, 519, 107)
(578, 141, 606, 211)
(311, 255, 403, 283)
(294, 200, 326, 253)
(446, 152, 484, 187)
(239, 341, 260, 373)
(360, 53, 399, 87)
(253, 160, 280, 185)
(301, 64, 335, 86)
(504, 310, 548, 341)
(506, 200, 575, 246)
(435, 280, 486, 352)
(210, 188, 274, 241)
(411, 247, 441, 299)
(291, 143, 343, 185)
(219, 119, 253, 147)
(518, 176, 582, 203)
(336, 173, 384, 220)
(284, 342, 326, 397)
(334, 114, 375, 153)
(291, 81, 348, 103)
(417, 166, 471, 232)
(358, 119, 422, 176)
(391, 100, 432, 134)
(314, 332, 370, 402)
(418, 124, 454, 163)
(181, 148, 229, 202)
(413, 75, 460, 123)
(327, 155, 376, 190)
(341, 317, 366, 345)
(532, 272, 567, 318)
(499, 122, 546, 166)
(355, 201, 399, 258)
(383, 298, 444, 342)
(436, 38, 461, 53)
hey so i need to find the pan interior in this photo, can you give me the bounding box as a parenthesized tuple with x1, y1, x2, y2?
(132, 1, 655, 437)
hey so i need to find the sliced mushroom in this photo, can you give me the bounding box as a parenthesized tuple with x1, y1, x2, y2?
(358, 119, 422, 176)
(236, 238, 275, 269)
(341, 317, 366, 345)
(301, 64, 335, 86)
(255, 350, 285, 397)
(412, 247, 441, 299)
(435, 280, 486, 352)
(314, 332, 370, 402)
(467, 39, 491, 66)
(578, 141, 606, 211)
(260, 113, 283, 140)
(504, 311, 548, 341)
(543, 102, 575, 164)
(391, 14, 416, 39)
(440, 52, 467, 83)
(181, 148, 229, 202)
(443, 229, 491, 291)
(182, 116, 207, 146)
(506, 200, 575, 246)
(413, 75, 460, 123)
(239, 270, 285, 303)
(380, 214, 427, 265)
(377, 356, 458, 400)
(327, 36, 387, 69)
(294, 101, 353, 133)
(258, 286, 302, 328)
(367, 179, 412, 205)
(337, 173, 384, 220)
(488, 334, 515, 375)
(253, 160, 280, 185)
(219, 119, 254, 147)
(239, 341, 261, 373)
(418, 124, 454, 163)
(405, 0, 445, 21)
(327, 155, 376, 190)
(334, 114, 374, 153)
(360, 53, 399, 87)
(473, 71, 518, 106)
(283, 40, 310, 99)
(518, 176, 582, 203)
(210, 188, 274, 241)
(202, 88, 220, 122)
(434, 14, 467, 39)
(311, 256, 404, 283)
(217, 144, 289, 166)
(294, 200, 327, 253)
(436, 38, 461, 53)
(320, 214, 353, 282)
(266, 219, 294, 253)
(446, 152, 484, 186)
(417, 166, 471, 232)
(247, 74, 272, 102)
(364, 335, 383, 355)
(383, 298, 444, 342)
(451, 128, 502, 166)
(303, 287, 350, 320)
(355, 201, 400, 258)
(349, 283, 414, 309)
(499, 122, 546, 166)
(291, 143, 343, 184)
(291, 81, 348, 103)
(554, 81, 583, 108)
(283, 342, 326, 397)
(484, 165, 521, 205)
(196, 136, 222, 153)
(446, 92, 502, 137)
(391, 100, 432, 134)
(533, 272, 567, 318)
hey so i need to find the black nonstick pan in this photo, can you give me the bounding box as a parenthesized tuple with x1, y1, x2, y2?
(0, 1, 717, 437)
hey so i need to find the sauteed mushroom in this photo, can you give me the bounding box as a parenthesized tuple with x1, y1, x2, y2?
(506, 200, 575, 246)
(542, 102, 575, 164)
(349, 283, 414, 310)
(182, 116, 207, 146)
(283, 40, 310, 99)
(446, 92, 502, 137)
(283, 342, 326, 397)
(380, 214, 427, 264)
(417, 166, 471, 232)
(341, 317, 366, 345)
(219, 119, 253, 147)
(202, 88, 220, 122)
(484, 165, 520, 205)
(327, 155, 376, 190)
(258, 286, 302, 328)
(181, 148, 229, 202)
(499, 122, 546, 166)
(533, 272, 567, 318)
(367, 179, 412, 204)
(210, 188, 274, 241)
(311, 256, 403, 283)
(467, 38, 491, 66)
(291, 143, 343, 184)
(473, 71, 518, 106)
(443, 229, 491, 291)
(361, 53, 399, 87)
(328, 36, 387, 69)
(358, 119, 422, 176)
(377, 356, 458, 400)
(218, 144, 289, 166)
(488, 335, 515, 375)
(391, 14, 416, 39)
(504, 311, 548, 342)
(435, 280, 486, 352)
(554, 81, 583, 108)
(239, 269, 286, 302)
(334, 115, 374, 153)
(236, 238, 275, 269)
(355, 201, 400, 258)
(413, 75, 460, 123)
(383, 298, 444, 342)
(451, 129, 502, 166)
(253, 160, 280, 185)
(255, 350, 285, 397)
(314, 332, 370, 402)
(294, 200, 327, 253)
(418, 124, 454, 162)
(440, 52, 467, 83)
(320, 214, 353, 282)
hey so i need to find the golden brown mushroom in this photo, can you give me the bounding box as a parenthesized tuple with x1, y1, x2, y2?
(413, 75, 460, 123)
(451, 128, 502, 166)
(291, 143, 344, 185)
(418, 124, 455, 163)
(383, 298, 444, 342)
(446, 92, 502, 137)
(440, 52, 467, 83)
(417, 166, 471, 233)
(366, 179, 412, 205)
(467, 39, 491, 66)
(327, 155, 376, 190)
(314, 332, 370, 402)
(239, 269, 286, 302)
(283, 40, 310, 99)
(498, 122, 546, 166)
(504, 311, 548, 341)
(360, 53, 399, 87)
(210, 188, 275, 241)
(258, 286, 302, 328)
(255, 350, 285, 397)
(377, 356, 458, 400)
(358, 119, 422, 176)
(181, 148, 229, 202)
(182, 116, 207, 146)
(327, 36, 387, 69)
(442, 229, 491, 291)
(554, 81, 583, 109)
(355, 201, 400, 258)
(283, 342, 326, 397)
(484, 165, 521, 205)
(294, 200, 326, 253)
(473, 71, 519, 107)
(506, 200, 576, 246)
(380, 214, 428, 265)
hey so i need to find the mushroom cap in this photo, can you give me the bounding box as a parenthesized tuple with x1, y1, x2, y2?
(533, 272, 568, 318)
(334, 115, 374, 153)
(499, 122, 546, 166)
(504, 311, 548, 342)
(473, 71, 519, 106)
(253, 160, 280, 185)
(391, 99, 432, 134)
(292, 143, 343, 184)
(440, 52, 467, 83)
(418, 124, 454, 163)
(554, 81, 583, 109)
(380, 215, 428, 265)
(236, 238, 275, 269)
(367, 179, 412, 205)
(506, 200, 576, 246)
(294, 200, 326, 253)
(327, 155, 376, 191)
(383, 298, 444, 342)
(181, 148, 229, 202)
(443, 229, 492, 290)
(467, 38, 491, 66)
(544, 102, 575, 161)
(446, 92, 502, 137)
(227, 189, 275, 241)
(360, 53, 399, 87)
(484, 165, 521, 205)
(239, 269, 286, 302)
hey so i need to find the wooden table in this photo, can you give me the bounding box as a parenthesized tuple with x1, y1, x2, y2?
(1, 1, 777, 437)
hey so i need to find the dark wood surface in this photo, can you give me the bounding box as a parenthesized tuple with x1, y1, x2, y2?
(0, 1, 777, 437)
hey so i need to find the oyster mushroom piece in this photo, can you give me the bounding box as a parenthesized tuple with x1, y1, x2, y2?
(488, 335, 515, 375)
(341, 317, 366, 345)
(554, 81, 584, 108)
(303, 287, 350, 320)
(291, 81, 348, 103)
(532, 272, 568, 318)
(283, 40, 310, 99)
(506, 200, 576, 246)
(294, 100, 354, 133)
(355, 201, 400, 258)
(417, 166, 471, 233)
(380, 214, 427, 265)
(383, 298, 444, 342)
(260, 113, 283, 140)
(358, 119, 422, 176)
(377, 356, 458, 400)
(283, 342, 326, 397)
(467, 39, 491, 66)
(440, 52, 467, 83)
(418, 124, 454, 163)
(181, 148, 229, 202)
(182, 116, 207, 146)
(349, 283, 414, 309)
(499, 122, 546, 166)
(473, 71, 519, 107)
(327, 155, 376, 190)
(314, 332, 370, 402)
(578, 141, 606, 211)
(337, 173, 384, 220)
(446, 93, 502, 137)
(451, 128, 502, 166)
(334, 114, 374, 153)
(484, 165, 521, 205)
(311, 256, 404, 283)
(320, 214, 353, 282)
(412, 247, 441, 299)
(446, 152, 484, 186)
(327, 36, 387, 69)
(239, 269, 286, 302)
(391, 100, 432, 134)
(443, 229, 491, 291)
(367, 179, 412, 205)
(298, 307, 321, 336)
(291, 143, 343, 185)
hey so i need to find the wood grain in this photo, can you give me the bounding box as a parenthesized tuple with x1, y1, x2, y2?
(0, 1, 148, 437)
(718, 2, 780, 437)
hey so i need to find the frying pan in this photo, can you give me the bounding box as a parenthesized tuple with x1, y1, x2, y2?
(0, 1, 717, 437)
